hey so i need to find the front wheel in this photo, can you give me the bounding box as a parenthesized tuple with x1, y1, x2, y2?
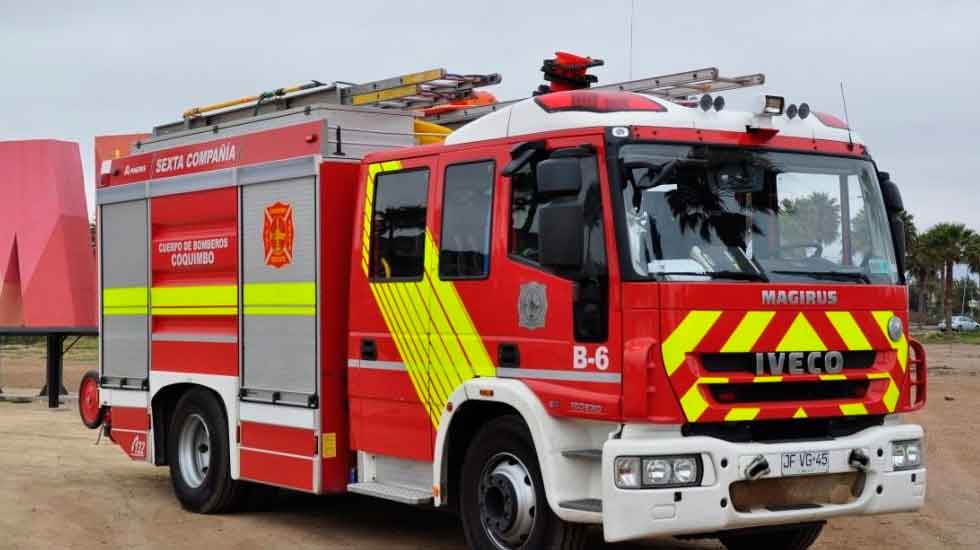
(459, 415, 586, 550)
(720, 522, 824, 550)
(166, 388, 243, 513)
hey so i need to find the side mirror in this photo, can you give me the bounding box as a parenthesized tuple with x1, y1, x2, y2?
(536, 158, 583, 197)
(538, 202, 585, 269)
(878, 172, 904, 213)
(891, 215, 907, 279)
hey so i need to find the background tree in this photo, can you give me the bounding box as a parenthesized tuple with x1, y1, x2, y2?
(919, 223, 977, 335)
(779, 192, 841, 256)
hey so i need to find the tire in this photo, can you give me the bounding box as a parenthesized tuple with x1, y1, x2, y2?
(78, 370, 104, 429)
(459, 415, 586, 550)
(166, 388, 243, 513)
(719, 522, 824, 550)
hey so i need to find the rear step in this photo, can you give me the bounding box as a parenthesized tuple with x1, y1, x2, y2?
(559, 498, 603, 513)
(561, 449, 602, 460)
(347, 482, 434, 505)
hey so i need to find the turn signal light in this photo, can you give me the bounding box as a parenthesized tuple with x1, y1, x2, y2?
(535, 90, 666, 113)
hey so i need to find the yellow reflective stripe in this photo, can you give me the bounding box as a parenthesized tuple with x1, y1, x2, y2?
(825, 311, 872, 350)
(776, 313, 827, 352)
(753, 376, 782, 383)
(103, 306, 147, 316)
(872, 311, 908, 372)
(720, 311, 775, 353)
(819, 374, 848, 381)
(371, 284, 434, 411)
(883, 377, 900, 412)
(152, 306, 237, 316)
(725, 407, 760, 421)
(680, 385, 709, 422)
(679, 377, 728, 422)
(243, 282, 315, 306)
(151, 285, 237, 307)
(840, 403, 868, 416)
(662, 311, 722, 376)
(103, 287, 147, 308)
(243, 306, 315, 316)
(866, 372, 892, 380)
(423, 233, 495, 378)
(793, 407, 808, 419)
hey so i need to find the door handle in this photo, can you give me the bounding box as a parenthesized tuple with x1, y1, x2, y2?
(361, 339, 377, 361)
(498, 343, 520, 368)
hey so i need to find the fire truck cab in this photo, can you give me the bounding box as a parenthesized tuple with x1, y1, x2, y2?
(92, 59, 926, 550)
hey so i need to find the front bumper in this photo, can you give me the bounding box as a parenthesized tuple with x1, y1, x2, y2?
(601, 422, 925, 542)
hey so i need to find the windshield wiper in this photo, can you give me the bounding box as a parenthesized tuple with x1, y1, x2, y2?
(659, 270, 769, 282)
(770, 270, 871, 283)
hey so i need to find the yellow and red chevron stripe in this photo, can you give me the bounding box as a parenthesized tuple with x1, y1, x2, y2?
(361, 161, 495, 427)
(662, 309, 907, 423)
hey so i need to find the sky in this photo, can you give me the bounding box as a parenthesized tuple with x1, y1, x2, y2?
(1, 0, 977, 234)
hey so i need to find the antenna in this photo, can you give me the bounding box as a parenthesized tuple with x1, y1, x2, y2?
(627, 0, 635, 80)
(840, 81, 854, 149)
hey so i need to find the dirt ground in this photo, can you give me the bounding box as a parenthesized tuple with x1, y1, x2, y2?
(0, 344, 977, 550)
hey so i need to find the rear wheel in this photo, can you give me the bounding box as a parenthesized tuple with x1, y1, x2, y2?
(720, 523, 824, 550)
(78, 370, 104, 429)
(460, 415, 586, 550)
(167, 388, 242, 513)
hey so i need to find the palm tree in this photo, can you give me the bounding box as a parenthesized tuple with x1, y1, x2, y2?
(919, 223, 977, 335)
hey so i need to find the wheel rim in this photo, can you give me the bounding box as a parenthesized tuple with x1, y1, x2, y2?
(177, 413, 211, 488)
(79, 377, 100, 425)
(478, 452, 537, 549)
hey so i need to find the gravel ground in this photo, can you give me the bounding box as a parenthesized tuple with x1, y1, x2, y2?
(0, 343, 976, 550)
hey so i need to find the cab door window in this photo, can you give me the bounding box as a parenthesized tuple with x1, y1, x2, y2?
(439, 161, 494, 279)
(369, 169, 429, 280)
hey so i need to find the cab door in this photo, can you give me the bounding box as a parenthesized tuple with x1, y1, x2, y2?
(426, 148, 499, 415)
(484, 135, 623, 420)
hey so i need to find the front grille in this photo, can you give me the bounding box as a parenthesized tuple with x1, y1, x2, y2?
(709, 380, 869, 404)
(730, 472, 866, 513)
(701, 351, 876, 374)
(683, 415, 884, 443)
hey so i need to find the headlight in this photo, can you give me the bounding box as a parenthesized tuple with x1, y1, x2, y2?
(618, 455, 702, 489)
(672, 457, 698, 484)
(643, 459, 672, 485)
(614, 457, 641, 489)
(892, 439, 923, 471)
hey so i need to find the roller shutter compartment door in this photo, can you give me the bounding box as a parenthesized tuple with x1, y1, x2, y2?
(241, 176, 318, 405)
(101, 199, 149, 387)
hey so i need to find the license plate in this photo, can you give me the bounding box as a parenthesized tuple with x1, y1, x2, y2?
(780, 450, 830, 476)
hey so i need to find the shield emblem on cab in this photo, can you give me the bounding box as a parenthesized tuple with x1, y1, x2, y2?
(263, 201, 294, 269)
(518, 282, 547, 330)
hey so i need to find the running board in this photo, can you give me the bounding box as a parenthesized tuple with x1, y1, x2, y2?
(347, 482, 433, 505)
(559, 498, 603, 513)
(561, 449, 602, 460)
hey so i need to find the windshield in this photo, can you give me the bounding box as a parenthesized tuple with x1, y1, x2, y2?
(618, 144, 899, 284)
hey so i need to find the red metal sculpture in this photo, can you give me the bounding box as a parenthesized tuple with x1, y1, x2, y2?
(0, 139, 97, 329)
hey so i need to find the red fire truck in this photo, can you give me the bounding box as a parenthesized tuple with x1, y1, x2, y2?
(83, 54, 927, 549)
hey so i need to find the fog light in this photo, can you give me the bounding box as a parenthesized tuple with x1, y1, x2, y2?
(892, 439, 923, 471)
(888, 316, 904, 342)
(615, 457, 641, 488)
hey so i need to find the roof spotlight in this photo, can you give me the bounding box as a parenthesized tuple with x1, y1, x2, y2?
(762, 95, 785, 116)
(699, 94, 713, 111)
(786, 104, 798, 119)
(798, 102, 811, 119)
(713, 95, 725, 112)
